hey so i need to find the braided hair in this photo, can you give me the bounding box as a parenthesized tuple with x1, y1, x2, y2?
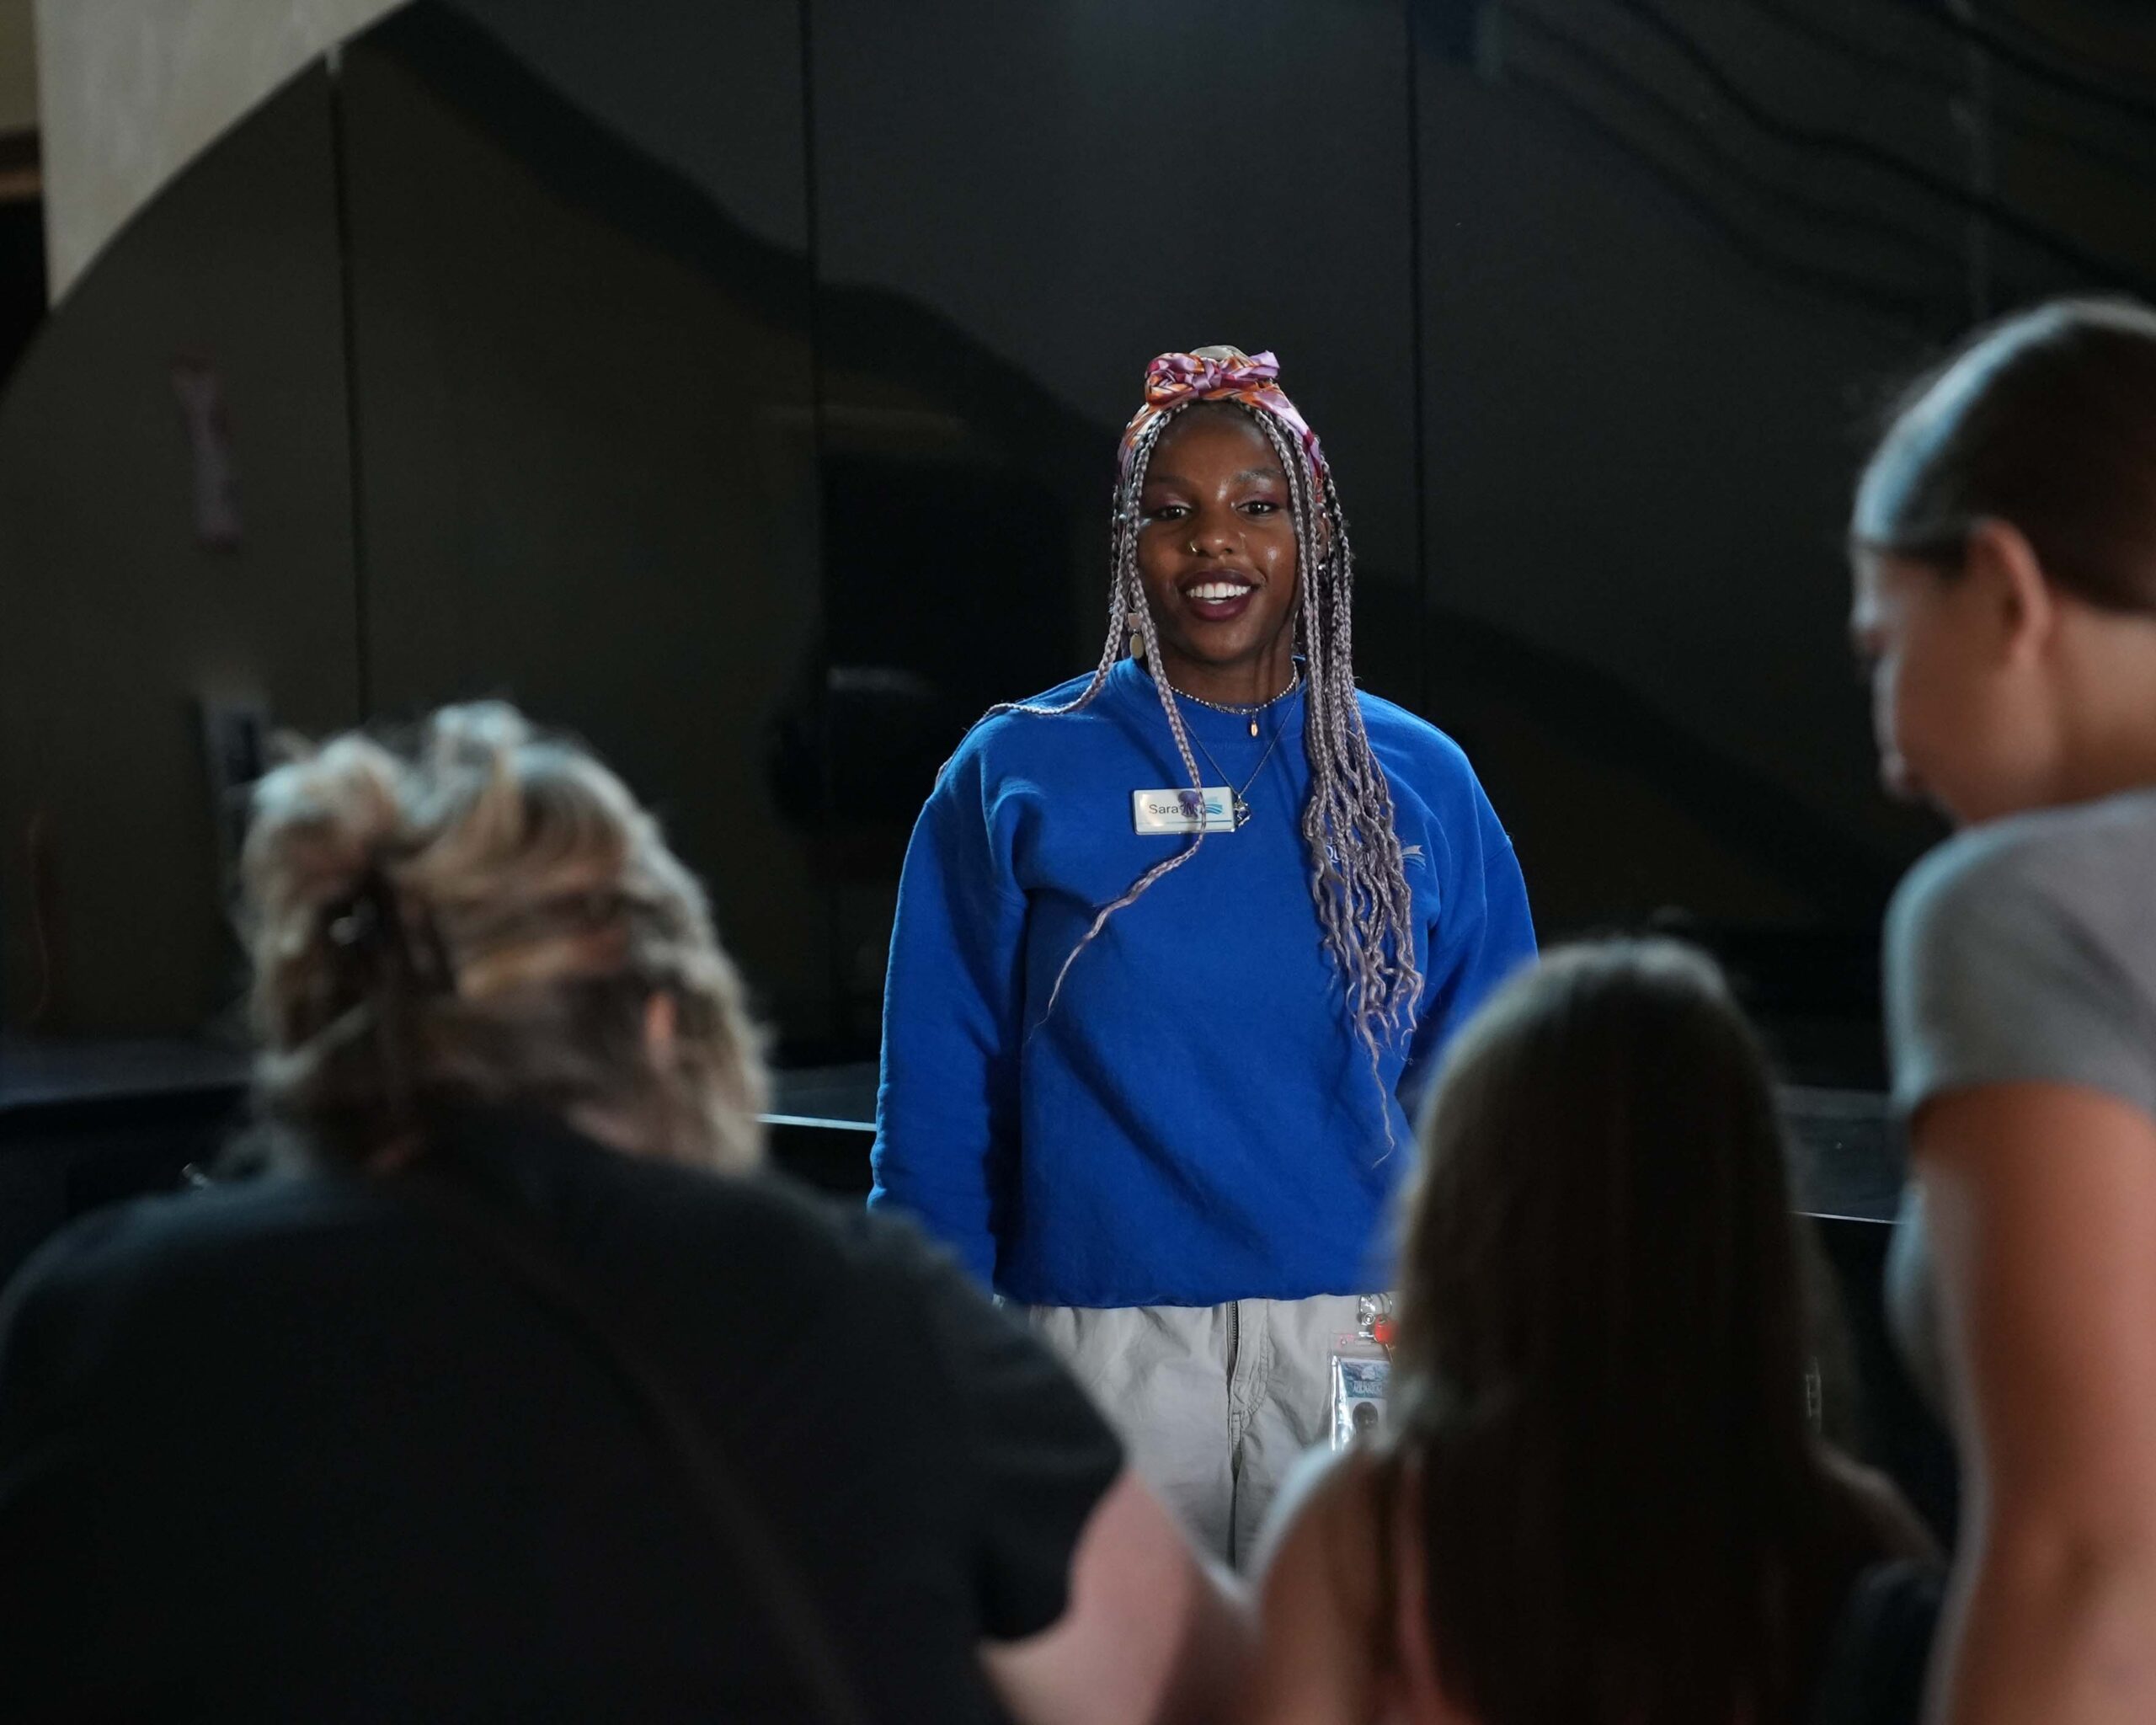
(990, 350, 1422, 1079)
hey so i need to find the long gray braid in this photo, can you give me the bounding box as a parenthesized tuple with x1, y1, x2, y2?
(984, 397, 1424, 1072)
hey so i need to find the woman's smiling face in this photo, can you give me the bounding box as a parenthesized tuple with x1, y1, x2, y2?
(1134, 405, 1301, 699)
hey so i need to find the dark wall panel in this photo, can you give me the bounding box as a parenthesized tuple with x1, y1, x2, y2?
(808, 0, 1425, 702)
(337, 3, 835, 1046)
(12, 0, 2156, 1080)
(0, 70, 359, 1034)
(1410, 0, 1993, 1057)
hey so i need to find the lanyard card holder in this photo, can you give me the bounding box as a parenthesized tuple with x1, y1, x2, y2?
(1330, 1293, 1396, 1450)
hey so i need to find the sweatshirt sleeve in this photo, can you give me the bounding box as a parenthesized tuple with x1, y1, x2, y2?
(1397, 777, 1537, 1118)
(868, 744, 1031, 1286)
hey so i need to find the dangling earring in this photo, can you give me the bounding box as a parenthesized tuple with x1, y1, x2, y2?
(1126, 609, 1148, 660)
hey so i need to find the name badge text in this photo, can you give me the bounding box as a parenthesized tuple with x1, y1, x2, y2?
(1132, 787, 1237, 835)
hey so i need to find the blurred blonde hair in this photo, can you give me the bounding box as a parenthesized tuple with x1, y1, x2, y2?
(243, 702, 766, 1170)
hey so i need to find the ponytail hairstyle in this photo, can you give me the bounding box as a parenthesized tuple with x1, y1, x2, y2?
(1854, 295, 2156, 615)
(999, 346, 1422, 1071)
(243, 702, 767, 1170)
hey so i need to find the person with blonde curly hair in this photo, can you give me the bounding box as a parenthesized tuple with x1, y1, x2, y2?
(0, 702, 1249, 1725)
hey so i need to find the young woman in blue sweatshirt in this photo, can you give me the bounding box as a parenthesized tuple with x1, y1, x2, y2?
(872, 347, 1536, 1562)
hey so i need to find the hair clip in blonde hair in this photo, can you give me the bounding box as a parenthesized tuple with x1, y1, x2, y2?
(326, 869, 398, 953)
(327, 900, 378, 949)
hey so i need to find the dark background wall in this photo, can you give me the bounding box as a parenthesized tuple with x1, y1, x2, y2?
(6, 0, 2156, 1079)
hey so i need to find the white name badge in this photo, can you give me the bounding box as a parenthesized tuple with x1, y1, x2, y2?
(1132, 787, 1237, 835)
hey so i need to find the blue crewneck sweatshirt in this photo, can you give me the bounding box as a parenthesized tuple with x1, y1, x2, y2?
(869, 658, 1535, 1306)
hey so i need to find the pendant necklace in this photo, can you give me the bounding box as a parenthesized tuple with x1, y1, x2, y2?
(1186, 704, 1294, 829)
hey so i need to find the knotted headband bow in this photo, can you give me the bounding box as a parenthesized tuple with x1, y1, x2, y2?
(1117, 345, 1331, 497)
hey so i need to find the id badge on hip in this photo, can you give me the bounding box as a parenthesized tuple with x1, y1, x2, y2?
(1331, 1293, 1396, 1449)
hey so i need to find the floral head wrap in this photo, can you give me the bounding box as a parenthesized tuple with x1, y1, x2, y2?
(1116, 344, 1330, 496)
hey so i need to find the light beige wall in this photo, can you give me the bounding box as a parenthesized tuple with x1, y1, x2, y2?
(0, 0, 35, 136)
(34, 0, 399, 297)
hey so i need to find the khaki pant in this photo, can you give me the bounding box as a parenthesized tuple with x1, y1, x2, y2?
(1015, 1295, 1366, 1567)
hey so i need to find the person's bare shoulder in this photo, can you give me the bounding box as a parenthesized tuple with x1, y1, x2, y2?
(1251, 1441, 1388, 1587)
(1241, 1443, 1396, 1725)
